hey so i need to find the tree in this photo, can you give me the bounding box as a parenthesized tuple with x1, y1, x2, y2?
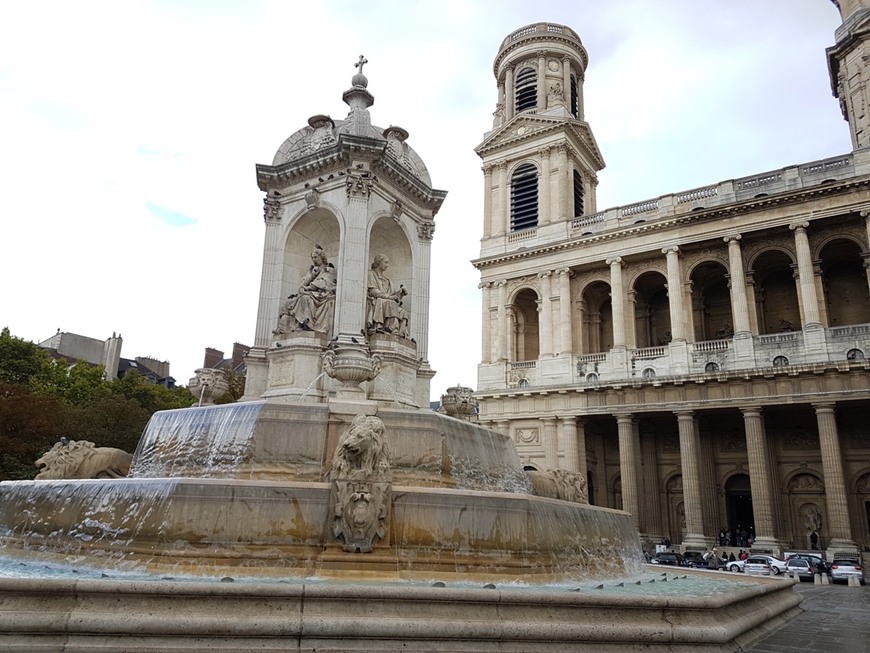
(0, 382, 67, 480)
(0, 327, 52, 385)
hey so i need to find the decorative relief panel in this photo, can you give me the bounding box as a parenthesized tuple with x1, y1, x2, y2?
(515, 427, 540, 445)
(720, 431, 747, 452)
(787, 473, 824, 493)
(783, 429, 820, 450)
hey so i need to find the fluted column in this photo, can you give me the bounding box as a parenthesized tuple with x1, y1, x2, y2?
(561, 56, 572, 116)
(480, 282, 492, 363)
(254, 197, 285, 347)
(561, 416, 586, 475)
(814, 403, 857, 549)
(539, 271, 553, 356)
(741, 408, 778, 550)
(862, 211, 870, 291)
(616, 414, 640, 530)
(539, 148, 551, 223)
(556, 145, 569, 218)
(663, 246, 686, 341)
(482, 165, 493, 237)
(607, 257, 626, 347)
(724, 235, 751, 334)
(640, 428, 663, 540)
(496, 163, 508, 236)
(541, 416, 558, 468)
(495, 280, 508, 361)
(676, 411, 707, 547)
(790, 221, 821, 327)
(557, 267, 573, 354)
(505, 66, 515, 121)
(536, 51, 547, 109)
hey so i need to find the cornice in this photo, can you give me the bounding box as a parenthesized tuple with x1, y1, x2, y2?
(476, 115, 604, 169)
(494, 33, 587, 77)
(471, 176, 870, 270)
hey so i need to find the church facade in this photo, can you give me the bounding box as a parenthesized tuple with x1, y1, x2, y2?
(474, 6, 870, 556)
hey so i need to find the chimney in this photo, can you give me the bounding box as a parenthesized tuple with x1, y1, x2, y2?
(204, 347, 224, 368)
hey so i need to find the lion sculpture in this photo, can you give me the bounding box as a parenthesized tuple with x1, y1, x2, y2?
(35, 440, 133, 480)
(187, 367, 230, 406)
(330, 414, 391, 480)
(526, 468, 589, 504)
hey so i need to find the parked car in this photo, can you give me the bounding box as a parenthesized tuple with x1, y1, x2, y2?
(752, 554, 787, 575)
(743, 556, 773, 576)
(783, 558, 814, 581)
(650, 552, 684, 566)
(785, 553, 830, 574)
(830, 559, 865, 585)
(725, 558, 745, 573)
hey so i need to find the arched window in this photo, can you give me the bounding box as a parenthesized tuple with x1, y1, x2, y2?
(642, 368, 656, 379)
(515, 67, 537, 112)
(570, 74, 579, 118)
(773, 355, 789, 367)
(847, 348, 865, 360)
(510, 163, 538, 231)
(705, 362, 720, 373)
(573, 169, 584, 217)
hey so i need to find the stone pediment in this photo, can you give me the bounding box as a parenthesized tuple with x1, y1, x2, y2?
(476, 114, 605, 170)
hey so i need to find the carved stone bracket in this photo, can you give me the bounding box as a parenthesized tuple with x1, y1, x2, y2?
(346, 171, 374, 199)
(263, 197, 282, 222)
(417, 222, 435, 241)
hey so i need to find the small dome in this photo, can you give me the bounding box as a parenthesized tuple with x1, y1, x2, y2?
(271, 117, 431, 185)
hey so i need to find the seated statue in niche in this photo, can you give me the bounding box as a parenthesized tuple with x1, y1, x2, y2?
(366, 253, 409, 338)
(715, 322, 734, 339)
(274, 246, 337, 336)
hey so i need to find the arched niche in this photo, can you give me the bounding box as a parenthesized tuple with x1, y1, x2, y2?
(369, 215, 413, 312)
(282, 208, 341, 301)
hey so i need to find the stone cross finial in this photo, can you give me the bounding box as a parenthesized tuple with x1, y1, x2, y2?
(355, 55, 368, 74)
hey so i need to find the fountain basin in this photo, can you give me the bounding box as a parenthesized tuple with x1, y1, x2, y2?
(0, 478, 640, 582)
(0, 571, 802, 652)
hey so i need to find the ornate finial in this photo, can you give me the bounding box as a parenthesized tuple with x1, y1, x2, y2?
(355, 55, 368, 75)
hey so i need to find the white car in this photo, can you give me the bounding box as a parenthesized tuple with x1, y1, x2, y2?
(724, 558, 745, 573)
(752, 554, 787, 575)
(830, 559, 865, 585)
(743, 556, 773, 576)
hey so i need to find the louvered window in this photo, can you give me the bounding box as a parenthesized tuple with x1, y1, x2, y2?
(570, 75, 579, 118)
(511, 163, 538, 231)
(573, 169, 584, 217)
(515, 67, 537, 112)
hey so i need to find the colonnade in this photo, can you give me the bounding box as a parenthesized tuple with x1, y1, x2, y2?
(479, 222, 830, 363)
(502, 403, 858, 551)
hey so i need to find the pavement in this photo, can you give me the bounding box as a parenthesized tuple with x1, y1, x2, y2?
(746, 580, 870, 653)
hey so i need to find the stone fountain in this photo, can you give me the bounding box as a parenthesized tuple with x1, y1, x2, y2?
(0, 54, 802, 652)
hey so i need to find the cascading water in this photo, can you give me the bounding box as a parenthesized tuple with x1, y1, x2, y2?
(130, 401, 264, 478)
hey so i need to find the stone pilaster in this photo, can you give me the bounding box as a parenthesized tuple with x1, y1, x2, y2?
(482, 165, 493, 237)
(607, 257, 626, 347)
(539, 147, 551, 223)
(254, 196, 285, 347)
(663, 246, 686, 341)
(495, 163, 507, 237)
(561, 416, 585, 475)
(814, 403, 857, 550)
(561, 57, 572, 115)
(790, 221, 822, 327)
(741, 408, 779, 551)
(724, 235, 751, 334)
(557, 268, 573, 354)
(676, 411, 707, 548)
(557, 145, 569, 219)
(538, 271, 553, 356)
(541, 416, 558, 469)
(495, 280, 508, 361)
(616, 414, 641, 530)
(480, 282, 492, 364)
(505, 66, 514, 121)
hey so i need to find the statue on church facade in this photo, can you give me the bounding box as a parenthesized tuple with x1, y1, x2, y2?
(274, 246, 337, 336)
(366, 254, 409, 338)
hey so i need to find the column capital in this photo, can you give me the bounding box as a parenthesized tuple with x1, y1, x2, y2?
(495, 161, 508, 172)
(263, 196, 282, 222)
(812, 402, 837, 413)
(538, 270, 553, 280)
(614, 413, 634, 424)
(662, 245, 681, 256)
(789, 220, 810, 232)
(606, 256, 623, 267)
(674, 410, 696, 420)
(723, 233, 742, 244)
(556, 267, 573, 278)
(417, 222, 435, 241)
(860, 209, 870, 220)
(481, 163, 494, 175)
(494, 279, 508, 288)
(478, 281, 493, 290)
(740, 406, 763, 418)
(538, 146, 552, 159)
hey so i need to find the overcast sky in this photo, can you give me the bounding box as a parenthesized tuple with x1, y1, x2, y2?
(0, 1, 851, 400)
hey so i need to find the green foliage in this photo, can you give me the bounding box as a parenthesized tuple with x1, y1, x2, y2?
(0, 327, 52, 385)
(213, 367, 246, 404)
(0, 328, 196, 479)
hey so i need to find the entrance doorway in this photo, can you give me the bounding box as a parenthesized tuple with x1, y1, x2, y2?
(725, 474, 754, 542)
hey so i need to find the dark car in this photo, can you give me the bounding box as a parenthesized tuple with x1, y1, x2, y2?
(786, 553, 830, 574)
(650, 552, 684, 566)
